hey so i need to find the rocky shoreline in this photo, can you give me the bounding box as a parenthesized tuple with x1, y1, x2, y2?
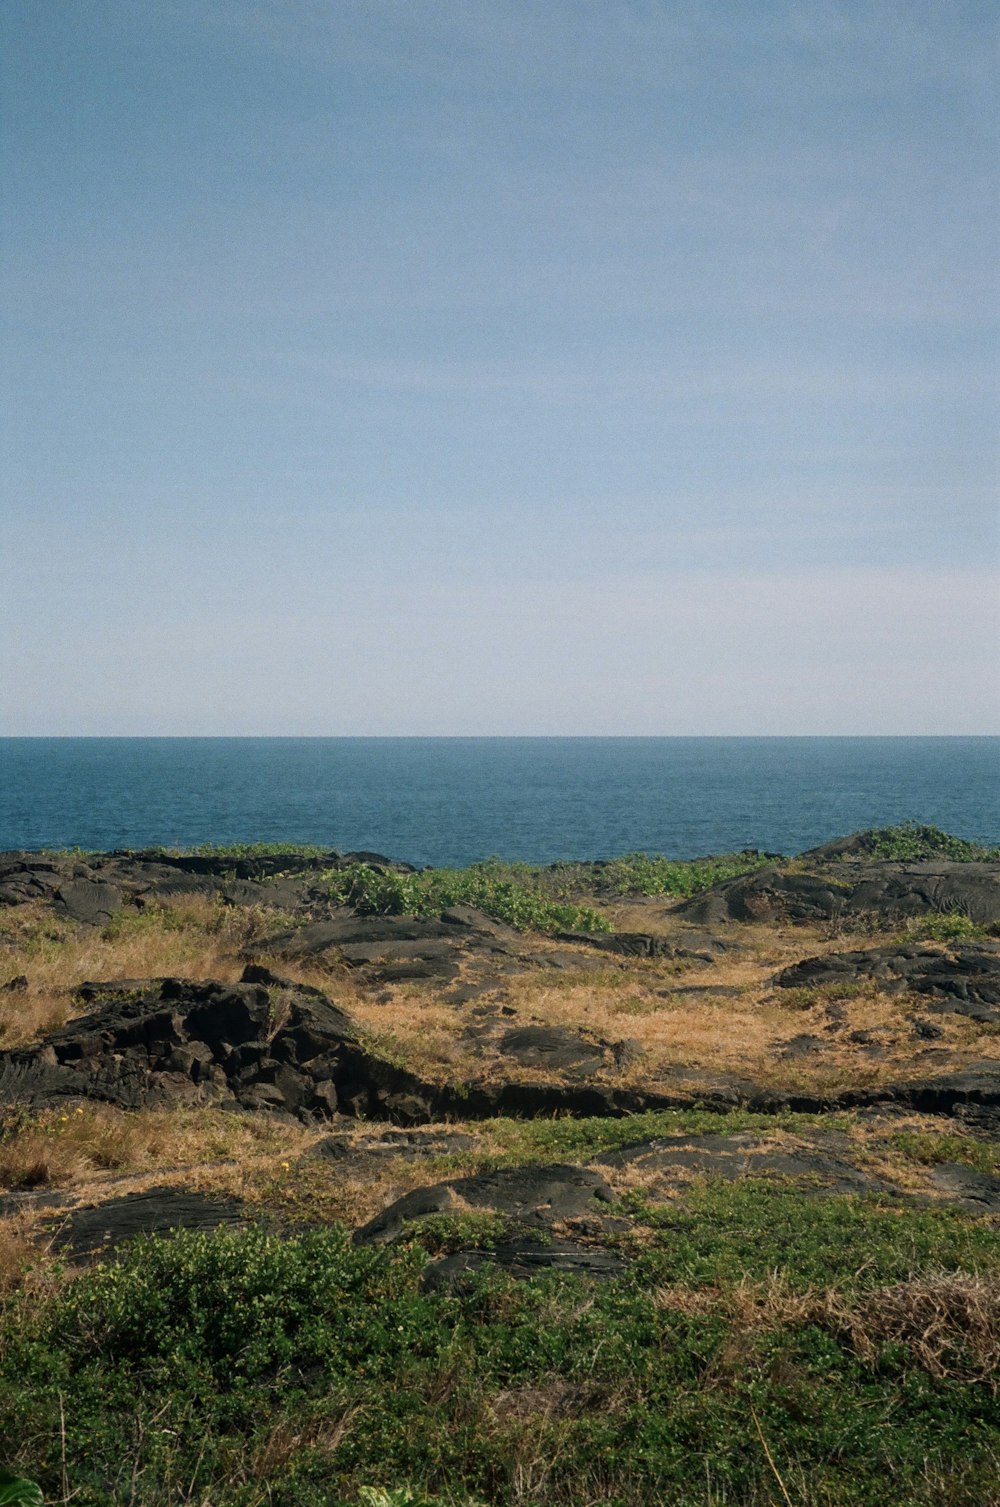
(1, 828, 999, 1267)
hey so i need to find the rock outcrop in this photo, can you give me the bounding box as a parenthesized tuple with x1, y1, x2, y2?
(246, 907, 525, 984)
(0, 967, 431, 1122)
(593, 1130, 889, 1196)
(677, 861, 1000, 927)
(0, 848, 414, 920)
(352, 1163, 614, 1245)
(774, 943, 1000, 1020)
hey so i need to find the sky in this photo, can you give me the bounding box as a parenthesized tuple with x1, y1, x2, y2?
(1, 0, 997, 734)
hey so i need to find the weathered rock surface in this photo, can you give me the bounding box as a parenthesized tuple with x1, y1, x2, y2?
(0, 967, 430, 1121)
(927, 1163, 1000, 1212)
(594, 1130, 889, 1196)
(0, 848, 414, 918)
(555, 930, 720, 964)
(47, 1188, 253, 1258)
(247, 907, 622, 986)
(459, 1014, 638, 1079)
(308, 1128, 479, 1164)
(423, 1239, 627, 1290)
(495, 1025, 609, 1073)
(52, 880, 123, 925)
(678, 861, 1000, 927)
(247, 908, 529, 985)
(353, 1163, 614, 1245)
(775, 943, 1000, 1020)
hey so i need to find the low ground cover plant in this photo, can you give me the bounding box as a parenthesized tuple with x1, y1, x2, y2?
(318, 861, 612, 934)
(3, 1185, 1000, 1507)
(864, 823, 1000, 863)
(316, 850, 775, 933)
(543, 850, 776, 898)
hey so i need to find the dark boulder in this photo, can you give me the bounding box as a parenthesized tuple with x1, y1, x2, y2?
(775, 943, 1000, 1020)
(0, 858, 64, 907)
(0, 967, 427, 1121)
(423, 1238, 626, 1290)
(678, 861, 1000, 928)
(246, 909, 521, 984)
(556, 931, 717, 964)
(353, 1163, 614, 1246)
(47, 1188, 253, 1259)
(495, 1025, 609, 1074)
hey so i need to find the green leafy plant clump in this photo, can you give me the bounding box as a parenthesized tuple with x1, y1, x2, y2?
(319, 861, 613, 934)
(572, 850, 776, 898)
(0, 1471, 43, 1507)
(315, 849, 776, 934)
(907, 911, 991, 943)
(865, 823, 1000, 863)
(191, 841, 335, 859)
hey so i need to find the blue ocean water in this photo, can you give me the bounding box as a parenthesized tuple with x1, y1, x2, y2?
(1, 738, 997, 866)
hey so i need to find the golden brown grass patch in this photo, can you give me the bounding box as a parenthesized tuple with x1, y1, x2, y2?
(0, 894, 987, 1102)
(0, 1219, 41, 1297)
(290, 936, 992, 1096)
(0, 1104, 309, 1191)
(247, 1404, 362, 1477)
(0, 896, 290, 1049)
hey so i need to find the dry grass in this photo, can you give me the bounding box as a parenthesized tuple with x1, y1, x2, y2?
(0, 896, 990, 1108)
(247, 1404, 362, 1477)
(0, 896, 289, 1048)
(349, 953, 985, 1097)
(0, 1219, 41, 1297)
(655, 1269, 1000, 1387)
(0, 1103, 310, 1191)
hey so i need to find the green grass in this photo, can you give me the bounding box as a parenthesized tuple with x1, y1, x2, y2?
(630, 1180, 1000, 1288)
(904, 912, 992, 942)
(888, 1131, 1000, 1177)
(474, 1107, 838, 1164)
(4, 1181, 1000, 1506)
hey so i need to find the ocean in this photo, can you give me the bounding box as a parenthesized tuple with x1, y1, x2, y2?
(1, 737, 997, 866)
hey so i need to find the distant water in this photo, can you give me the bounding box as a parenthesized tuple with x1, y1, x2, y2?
(1, 738, 997, 866)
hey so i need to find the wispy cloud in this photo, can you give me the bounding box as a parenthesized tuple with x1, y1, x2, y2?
(2, 0, 996, 732)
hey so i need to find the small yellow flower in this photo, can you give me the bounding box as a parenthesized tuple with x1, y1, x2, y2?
(59, 1114, 69, 1123)
(281, 1161, 290, 1170)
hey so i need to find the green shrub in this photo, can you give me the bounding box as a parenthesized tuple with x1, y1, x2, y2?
(315, 850, 776, 933)
(907, 911, 988, 942)
(0, 1472, 43, 1507)
(319, 862, 611, 934)
(586, 851, 774, 898)
(865, 823, 1000, 863)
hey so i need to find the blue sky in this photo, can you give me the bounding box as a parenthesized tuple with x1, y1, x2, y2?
(2, 0, 997, 733)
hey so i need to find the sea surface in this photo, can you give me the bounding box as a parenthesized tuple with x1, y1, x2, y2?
(1, 738, 997, 866)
